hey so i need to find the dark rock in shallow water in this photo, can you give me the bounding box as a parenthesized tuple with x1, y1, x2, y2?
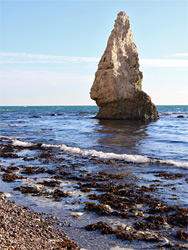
(29, 115, 42, 118)
(51, 113, 62, 116)
(95, 92, 158, 120)
(90, 11, 158, 120)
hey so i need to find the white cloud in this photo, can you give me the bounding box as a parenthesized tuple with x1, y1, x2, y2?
(140, 59, 188, 67)
(0, 60, 66, 64)
(0, 52, 99, 63)
(0, 68, 95, 106)
(1, 52, 188, 67)
(166, 53, 188, 57)
(0, 69, 94, 87)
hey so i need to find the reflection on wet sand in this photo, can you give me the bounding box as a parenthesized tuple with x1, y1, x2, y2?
(93, 120, 154, 154)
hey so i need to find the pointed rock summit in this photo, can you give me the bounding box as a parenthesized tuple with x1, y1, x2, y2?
(90, 11, 158, 120)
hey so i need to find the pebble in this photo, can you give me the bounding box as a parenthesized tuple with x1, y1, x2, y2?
(0, 192, 79, 250)
(71, 212, 84, 217)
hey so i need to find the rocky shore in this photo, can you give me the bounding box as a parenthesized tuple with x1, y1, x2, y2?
(0, 192, 79, 250)
(0, 140, 188, 249)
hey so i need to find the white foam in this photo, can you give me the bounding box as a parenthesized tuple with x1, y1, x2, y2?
(12, 139, 33, 147)
(0, 136, 16, 141)
(159, 159, 188, 168)
(58, 144, 188, 168)
(8, 139, 188, 169)
(59, 144, 149, 164)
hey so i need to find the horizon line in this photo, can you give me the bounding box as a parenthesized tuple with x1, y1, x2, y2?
(0, 104, 187, 107)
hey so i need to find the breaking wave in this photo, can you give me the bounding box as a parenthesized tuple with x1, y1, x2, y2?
(7, 138, 188, 169)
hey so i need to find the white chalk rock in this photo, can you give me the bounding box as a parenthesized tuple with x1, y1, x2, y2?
(90, 11, 158, 120)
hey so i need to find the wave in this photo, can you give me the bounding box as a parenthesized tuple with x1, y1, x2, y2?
(12, 139, 33, 147)
(7, 138, 188, 169)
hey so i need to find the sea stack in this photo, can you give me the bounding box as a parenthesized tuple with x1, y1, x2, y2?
(90, 11, 158, 120)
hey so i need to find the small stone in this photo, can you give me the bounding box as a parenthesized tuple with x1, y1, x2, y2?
(70, 212, 83, 217)
(4, 193, 11, 198)
(103, 205, 112, 212)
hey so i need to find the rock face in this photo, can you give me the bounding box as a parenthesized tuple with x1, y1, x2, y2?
(90, 11, 158, 120)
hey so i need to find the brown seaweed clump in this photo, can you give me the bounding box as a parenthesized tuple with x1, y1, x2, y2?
(167, 210, 188, 227)
(85, 221, 116, 235)
(52, 189, 69, 201)
(2, 172, 23, 182)
(13, 186, 42, 196)
(84, 201, 111, 216)
(176, 230, 188, 241)
(85, 221, 159, 243)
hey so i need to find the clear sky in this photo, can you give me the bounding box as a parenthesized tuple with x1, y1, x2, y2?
(0, 0, 188, 106)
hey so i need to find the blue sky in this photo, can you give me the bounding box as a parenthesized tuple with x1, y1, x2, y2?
(0, 0, 188, 105)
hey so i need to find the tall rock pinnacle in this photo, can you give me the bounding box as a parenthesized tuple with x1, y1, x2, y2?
(90, 11, 158, 120)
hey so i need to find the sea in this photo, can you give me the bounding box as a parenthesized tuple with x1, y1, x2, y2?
(0, 105, 188, 249)
(1, 105, 188, 166)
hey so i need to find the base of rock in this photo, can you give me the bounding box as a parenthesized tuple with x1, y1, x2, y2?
(95, 91, 159, 120)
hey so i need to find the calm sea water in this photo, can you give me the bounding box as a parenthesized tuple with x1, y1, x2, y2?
(0, 105, 188, 167)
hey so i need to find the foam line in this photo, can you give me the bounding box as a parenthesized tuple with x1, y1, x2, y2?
(12, 139, 33, 147)
(10, 138, 188, 169)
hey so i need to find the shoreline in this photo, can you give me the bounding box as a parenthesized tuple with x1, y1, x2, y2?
(0, 141, 188, 249)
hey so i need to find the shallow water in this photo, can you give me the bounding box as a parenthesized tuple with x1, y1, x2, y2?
(0, 105, 188, 249)
(0, 105, 188, 164)
(0, 144, 187, 249)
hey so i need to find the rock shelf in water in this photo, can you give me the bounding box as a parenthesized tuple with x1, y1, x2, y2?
(90, 11, 158, 120)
